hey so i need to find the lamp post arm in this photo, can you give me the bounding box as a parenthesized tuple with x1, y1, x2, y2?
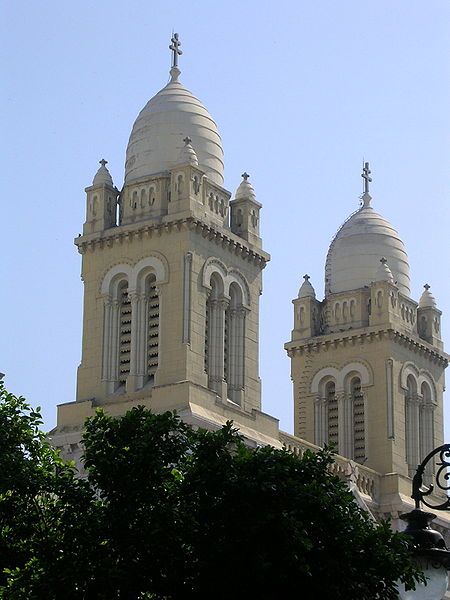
(411, 443, 450, 511)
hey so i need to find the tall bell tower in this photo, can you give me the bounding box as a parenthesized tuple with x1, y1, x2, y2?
(51, 35, 280, 459)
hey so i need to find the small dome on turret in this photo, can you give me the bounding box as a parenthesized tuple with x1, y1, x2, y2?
(298, 274, 316, 299)
(374, 257, 394, 284)
(234, 172, 256, 200)
(177, 136, 198, 166)
(419, 284, 437, 308)
(93, 159, 114, 186)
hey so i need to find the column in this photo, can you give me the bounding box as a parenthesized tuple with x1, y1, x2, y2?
(101, 296, 112, 382)
(208, 297, 228, 398)
(406, 394, 420, 477)
(182, 253, 192, 344)
(107, 299, 120, 394)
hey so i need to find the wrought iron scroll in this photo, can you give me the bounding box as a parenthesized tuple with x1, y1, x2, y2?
(411, 443, 450, 511)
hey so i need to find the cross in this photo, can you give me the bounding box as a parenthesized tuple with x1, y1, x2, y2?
(361, 161, 372, 194)
(183, 136, 192, 146)
(303, 274, 310, 281)
(424, 284, 430, 291)
(241, 172, 250, 181)
(99, 159, 108, 167)
(169, 33, 182, 68)
(380, 257, 387, 265)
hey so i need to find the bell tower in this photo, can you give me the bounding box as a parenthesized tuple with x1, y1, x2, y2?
(52, 35, 279, 457)
(285, 164, 448, 487)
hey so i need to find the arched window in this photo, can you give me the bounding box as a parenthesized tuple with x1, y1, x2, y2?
(405, 374, 419, 476)
(326, 381, 338, 448)
(145, 274, 159, 381)
(351, 377, 365, 463)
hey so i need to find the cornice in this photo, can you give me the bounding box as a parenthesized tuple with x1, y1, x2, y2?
(75, 216, 270, 269)
(285, 326, 449, 367)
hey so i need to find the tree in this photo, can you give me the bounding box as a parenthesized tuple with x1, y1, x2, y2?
(0, 383, 422, 599)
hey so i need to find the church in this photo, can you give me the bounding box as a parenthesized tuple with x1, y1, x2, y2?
(50, 34, 450, 544)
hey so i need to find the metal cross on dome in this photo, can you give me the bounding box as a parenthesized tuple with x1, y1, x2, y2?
(361, 161, 372, 194)
(169, 33, 182, 68)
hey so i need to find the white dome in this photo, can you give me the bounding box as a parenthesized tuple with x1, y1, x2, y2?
(325, 193, 410, 296)
(125, 68, 224, 186)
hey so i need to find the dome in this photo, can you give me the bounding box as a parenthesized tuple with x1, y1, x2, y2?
(125, 67, 224, 186)
(325, 192, 410, 296)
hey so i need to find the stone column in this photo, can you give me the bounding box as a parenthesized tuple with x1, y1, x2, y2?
(182, 252, 192, 344)
(107, 299, 121, 394)
(406, 394, 420, 477)
(227, 306, 246, 405)
(101, 296, 112, 383)
(208, 297, 228, 399)
(337, 392, 346, 457)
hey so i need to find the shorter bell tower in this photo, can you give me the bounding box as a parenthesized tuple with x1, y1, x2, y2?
(285, 164, 448, 487)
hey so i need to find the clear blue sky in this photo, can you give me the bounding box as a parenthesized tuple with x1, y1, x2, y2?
(2, 1, 449, 440)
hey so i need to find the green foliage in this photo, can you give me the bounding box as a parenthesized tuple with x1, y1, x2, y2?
(0, 384, 422, 599)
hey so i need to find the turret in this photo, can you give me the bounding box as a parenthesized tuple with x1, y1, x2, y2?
(230, 173, 262, 248)
(292, 275, 320, 340)
(418, 284, 443, 349)
(83, 159, 118, 234)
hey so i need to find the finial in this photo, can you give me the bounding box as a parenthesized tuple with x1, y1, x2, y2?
(303, 274, 310, 281)
(361, 161, 372, 194)
(424, 283, 430, 291)
(380, 257, 387, 264)
(169, 33, 182, 68)
(241, 172, 250, 181)
(99, 158, 108, 167)
(183, 136, 192, 146)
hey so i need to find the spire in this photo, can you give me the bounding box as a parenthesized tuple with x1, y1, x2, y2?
(169, 33, 182, 82)
(298, 274, 316, 299)
(235, 172, 256, 200)
(177, 136, 199, 166)
(361, 161, 372, 207)
(93, 158, 114, 186)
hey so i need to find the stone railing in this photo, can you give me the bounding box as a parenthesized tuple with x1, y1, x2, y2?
(279, 430, 381, 504)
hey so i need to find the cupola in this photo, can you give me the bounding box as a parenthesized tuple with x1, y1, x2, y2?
(124, 34, 224, 186)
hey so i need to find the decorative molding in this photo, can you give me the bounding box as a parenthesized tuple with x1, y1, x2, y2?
(286, 327, 448, 367)
(75, 216, 269, 269)
(202, 257, 251, 308)
(310, 362, 372, 394)
(399, 361, 437, 404)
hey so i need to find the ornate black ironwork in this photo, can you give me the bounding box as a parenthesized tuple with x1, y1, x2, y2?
(412, 443, 450, 511)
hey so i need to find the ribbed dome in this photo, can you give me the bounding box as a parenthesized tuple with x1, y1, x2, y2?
(325, 193, 410, 296)
(125, 68, 224, 186)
